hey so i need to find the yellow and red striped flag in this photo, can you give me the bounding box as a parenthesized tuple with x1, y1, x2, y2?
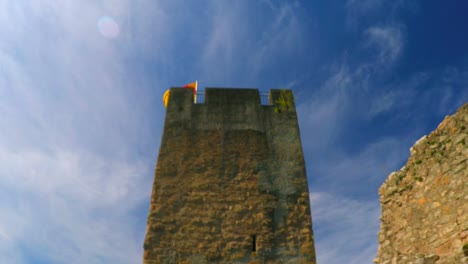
(184, 81, 197, 103)
(163, 90, 170, 107)
(183, 81, 197, 93)
(163, 81, 198, 107)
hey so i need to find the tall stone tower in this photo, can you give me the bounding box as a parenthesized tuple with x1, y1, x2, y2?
(144, 87, 316, 263)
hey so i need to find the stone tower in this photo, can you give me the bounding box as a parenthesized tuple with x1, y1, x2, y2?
(144, 87, 316, 263)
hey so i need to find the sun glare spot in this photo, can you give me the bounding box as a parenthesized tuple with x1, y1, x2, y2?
(98, 16, 120, 39)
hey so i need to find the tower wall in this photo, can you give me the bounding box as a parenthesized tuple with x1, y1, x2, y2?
(144, 88, 316, 263)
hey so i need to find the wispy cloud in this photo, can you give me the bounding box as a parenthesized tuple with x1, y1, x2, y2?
(249, 1, 305, 72)
(0, 148, 148, 206)
(366, 67, 468, 122)
(200, 1, 308, 85)
(346, 0, 384, 15)
(346, 0, 384, 12)
(296, 23, 406, 136)
(365, 25, 404, 65)
(345, 0, 385, 29)
(345, 0, 417, 29)
(296, 64, 352, 152)
(201, 2, 247, 80)
(366, 72, 427, 119)
(296, 2, 468, 260)
(436, 67, 468, 114)
(310, 192, 380, 264)
(314, 137, 409, 196)
(0, 1, 166, 263)
(0, 118, 152, 264)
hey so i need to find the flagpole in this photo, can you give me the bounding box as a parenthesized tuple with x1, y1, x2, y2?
(194, 80, 198, 103)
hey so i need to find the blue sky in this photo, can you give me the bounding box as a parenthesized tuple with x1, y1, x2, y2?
(1, 1, 467, 263)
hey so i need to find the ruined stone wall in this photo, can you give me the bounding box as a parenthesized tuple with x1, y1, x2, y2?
(143, 88, 316, 264)
(375, 103, 468, 264)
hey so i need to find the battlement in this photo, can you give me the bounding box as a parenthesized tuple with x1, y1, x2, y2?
(166, 87, 296, 109)
(164, 87, 298, 132)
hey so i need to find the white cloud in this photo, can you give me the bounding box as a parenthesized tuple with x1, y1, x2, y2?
(297, 88, 343, 150)
(249, 2, 305, 76)
(345, 0, 418, 30)
(345, 0, 384, 29)
(253, 2, 302, 57)
(310, 192, 380, 264)
(200, 1, 307, 83)
(0, 146, 151, 263)
(346, 0, 384, 14)
(202, 2, 242, 69)
(437, 67, 468, 114)
(295, 24, 407, 134)
(366, 73, 427, 119)
(315, 138, 409, 193)
(0, 0, 166, 262)
(365, 26, 404, 65)
(368, 91, 399, 117)
(295, 28, 403, 135)
(0, 242, 24, 264)
(0, 148, 148, 206)
(296, 64, 354, 152)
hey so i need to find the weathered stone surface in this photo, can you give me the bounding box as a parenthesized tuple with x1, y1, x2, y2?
(375, 103, 468, 264)
(144, 88, 316, 263)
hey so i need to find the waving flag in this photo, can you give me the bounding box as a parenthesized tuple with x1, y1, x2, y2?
(183, 81, 197, 93)
(163, 81, 198, 107)
(183, 80, 198, 103)
(163, 90, 170, 107)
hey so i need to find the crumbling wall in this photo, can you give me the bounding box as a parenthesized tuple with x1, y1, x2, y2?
(375, 103, 468, 264)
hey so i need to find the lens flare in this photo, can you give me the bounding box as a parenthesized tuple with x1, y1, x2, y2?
(98, 16, 120, 39)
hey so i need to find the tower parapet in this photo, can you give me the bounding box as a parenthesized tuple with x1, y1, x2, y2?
(165, 88, 297, 131)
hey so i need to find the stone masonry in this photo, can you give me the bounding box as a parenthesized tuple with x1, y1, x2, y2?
(143, 88, 316, 263)
(375, 103, 468, 264)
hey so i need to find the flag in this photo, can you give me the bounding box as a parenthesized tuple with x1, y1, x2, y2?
(183, 81, 197, 94)
(163, 89, 170, 107)
(163, 81, 198, 108)
(184, 80, 197, 103)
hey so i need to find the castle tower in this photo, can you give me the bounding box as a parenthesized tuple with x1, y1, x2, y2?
(144, 88, 316, 263)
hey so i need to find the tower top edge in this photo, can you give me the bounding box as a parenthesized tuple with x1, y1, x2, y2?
(165, 87, 296, 110)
